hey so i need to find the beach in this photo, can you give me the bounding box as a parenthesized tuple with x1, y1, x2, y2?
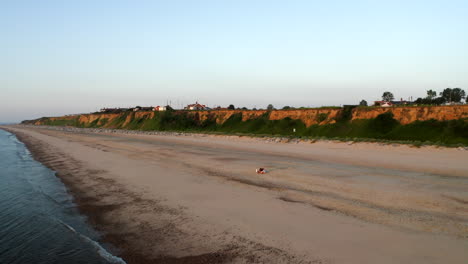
(2, 125, 468, 264)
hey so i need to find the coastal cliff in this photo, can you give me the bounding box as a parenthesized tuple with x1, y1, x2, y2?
(351, 105, 468, 124)
(26, 105, 468, 128)
(22, 105, 468, 145)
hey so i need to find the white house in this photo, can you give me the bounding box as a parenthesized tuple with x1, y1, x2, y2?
(185, 102, 207, 110)
(153, 106, 167, 111)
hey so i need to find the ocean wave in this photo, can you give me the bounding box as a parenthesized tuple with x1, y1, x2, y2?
(1, 131, 124, 264)
(56, 219, 127, 264)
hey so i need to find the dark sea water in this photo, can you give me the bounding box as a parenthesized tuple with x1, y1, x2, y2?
(0, 129, 125, 264)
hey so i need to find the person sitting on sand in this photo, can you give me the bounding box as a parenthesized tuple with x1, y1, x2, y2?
(256, 168, 266, 174)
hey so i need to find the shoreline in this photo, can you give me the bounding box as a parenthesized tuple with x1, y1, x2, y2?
(1, 128, 155, 263)
(3, 127, 308, 263)
(2, 127, 234, 264)
(2, 125, 467, 264)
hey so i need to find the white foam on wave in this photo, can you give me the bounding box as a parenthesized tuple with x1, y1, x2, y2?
(7, 132, 23, 145)
(56, 219, 127, 264)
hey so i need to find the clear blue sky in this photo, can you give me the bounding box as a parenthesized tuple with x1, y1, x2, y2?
(1, 0, 467, 122)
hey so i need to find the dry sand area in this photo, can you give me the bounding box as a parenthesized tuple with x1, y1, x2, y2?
(3, 126, 468, 264)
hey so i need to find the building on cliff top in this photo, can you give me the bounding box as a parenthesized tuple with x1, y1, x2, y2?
(153, 106, 167, 111)
(213, 106, 228, 110)
(374, 99, 411, 107)
(185, 102, 207, 110)
(374, 101, 393, 107)
(100, 107, 129, 113)
(133, 106, 153, 111)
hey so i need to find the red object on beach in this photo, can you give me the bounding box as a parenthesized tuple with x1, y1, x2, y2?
(256, 168, 266, 174)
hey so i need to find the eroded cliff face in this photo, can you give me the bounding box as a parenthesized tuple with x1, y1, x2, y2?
(268, 109, 340, 126)
(352, 105, 468, 124)
(33, 115, 78, 125)
(187, 109, 340, 126)
(78, 113, 120, 126)
(122, 112, 155, 127)
(28, 105, 468, 128)
(190, 110, 253, 124)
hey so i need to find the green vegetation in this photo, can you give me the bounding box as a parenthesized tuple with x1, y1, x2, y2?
(99, 118, 109, 126)
(86, 118, 100, 128)
(40, 117, 82, 127)
(29, 109, 468, 146)
(413, 88, 466, 105)
(216, 113, 307, 135)
(316, 113, 328, 123)
(440, 88, 466, 103)
(132, 111, 468, 146)
(382, 91, 394, 101)
(305, 114, 468, 146)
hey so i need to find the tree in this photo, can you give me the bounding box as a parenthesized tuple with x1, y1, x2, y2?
(359, 100, 368, 106)
(440, 88, 466, 103)
(426, 90, 437, 99)
(267, 104, 274, 110)
(454, 88, 466, 102)
(414, 97, 433, 105)
(382, 92, 394, 102)
(433, 97, 446, 105)
(282, 106, 291, 110)
(227, 104, 235, 110)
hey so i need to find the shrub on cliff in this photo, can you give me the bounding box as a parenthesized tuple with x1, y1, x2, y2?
(158, 111, 198, 130)
(368, 112, 399, 135)
(107, 112, 129, 128)
(42, 117, 82, 127)
(386, 118, 468, 144)
(316, 113, 329, 123)
(335, 105, 356, 123)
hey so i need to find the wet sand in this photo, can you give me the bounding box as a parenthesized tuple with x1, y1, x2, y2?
(2, 125, 468, 264)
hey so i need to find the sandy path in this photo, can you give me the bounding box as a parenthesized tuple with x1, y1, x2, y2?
(3, 126, 468, 264)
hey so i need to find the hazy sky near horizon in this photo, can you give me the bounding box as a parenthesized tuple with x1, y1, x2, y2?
(1, 0, 468, 122)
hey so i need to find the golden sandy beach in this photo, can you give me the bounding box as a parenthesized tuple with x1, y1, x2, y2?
(3, 126, 468, 264)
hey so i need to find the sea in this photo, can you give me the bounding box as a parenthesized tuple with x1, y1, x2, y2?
(0, 129, 125, 264)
